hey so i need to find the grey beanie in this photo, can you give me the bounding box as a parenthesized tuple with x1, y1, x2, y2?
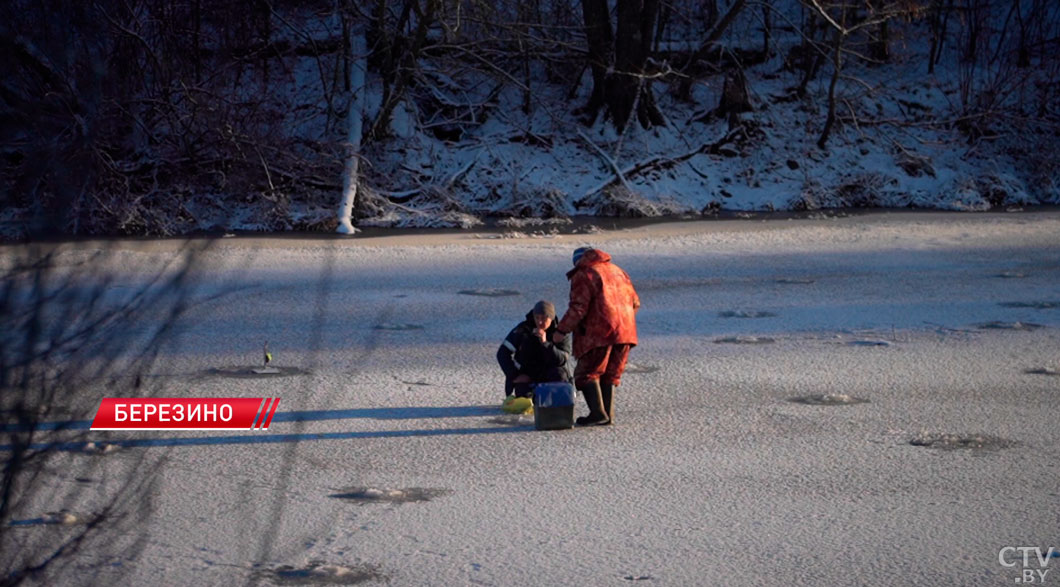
(532, 300, 556, 318)
(572, 246, 593, 266)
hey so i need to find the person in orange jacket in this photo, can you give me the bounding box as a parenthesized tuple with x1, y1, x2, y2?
(552, 247, 640, 426)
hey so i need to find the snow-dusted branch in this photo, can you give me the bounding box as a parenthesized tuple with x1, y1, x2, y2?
(580, 128, 743, 199)
(428, 43, 532, 91)
(803, 0, 923, 36)
(577, 129, 634, 194)
(692, 0, 748, 60)
(804, 0, 846, 35)
(445, 153, 480, 190)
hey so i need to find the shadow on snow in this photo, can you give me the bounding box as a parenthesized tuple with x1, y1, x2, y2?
(0, 405, 524, 452)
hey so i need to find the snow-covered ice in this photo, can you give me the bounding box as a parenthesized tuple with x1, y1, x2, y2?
(3, 211, 1059, 585)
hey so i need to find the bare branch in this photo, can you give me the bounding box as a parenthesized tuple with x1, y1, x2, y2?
(578, 129, 634, 195)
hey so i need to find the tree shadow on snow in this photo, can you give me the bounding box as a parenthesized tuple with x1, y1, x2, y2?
(1, 405, 499, 434)
(1, 405, 528, 453)
(274, 405, 498, 421)
(3, 426, 529, 453)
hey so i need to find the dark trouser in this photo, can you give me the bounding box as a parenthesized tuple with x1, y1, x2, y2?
(574, 344, 632, 424)
(573, 344, 632, 388)
(506, 365, 570, 398)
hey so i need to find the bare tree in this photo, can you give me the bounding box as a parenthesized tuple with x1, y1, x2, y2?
(337, 25, 368, 235)
(799, 0, 926, 149)
(366, 0, 438, 142)
(579, 0, 666, 130)
(1, 244, 205, 585)
(579, 0, 615, 122)
(949, 0, 1060, 138)
(796, 7, 827, 97)
(672, 0, 752, 103)
(927, 0, 955, 74)
(1, 0, 350, 238)
(689, 0, 750, 66)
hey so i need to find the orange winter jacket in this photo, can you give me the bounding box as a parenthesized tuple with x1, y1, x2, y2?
(556, 249, 640, 358)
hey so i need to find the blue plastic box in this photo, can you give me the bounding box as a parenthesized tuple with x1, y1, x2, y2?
(533, 382, 575, 430)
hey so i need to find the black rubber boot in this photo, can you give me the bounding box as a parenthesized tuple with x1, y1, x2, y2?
(575, 380, 610, 426)
(514, 382, 533, 399)
(600, 382, 615, 425)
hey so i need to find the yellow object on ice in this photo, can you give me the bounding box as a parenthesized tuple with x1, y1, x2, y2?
(501, 396, 533, 415)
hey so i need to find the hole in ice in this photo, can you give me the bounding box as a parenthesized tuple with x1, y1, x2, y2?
(329, 487, 451, 504)
(10, 510, 88, 526)
(372, 323, 424, 331)
(623, 575, 654, 581)
(909, 433, 1017, 451)
(638, 277, 723, 291)
(847, 339, 892, 347)
(714, 336, 775, 344)
(1024, 367, 1060, 377)
(976, 321, 1043, 331)
(265, 561, 384, 585)
(624, 362, 659, 374)
(458, 288, 520, 297)
(81, 442, 120, 455)
(775, 278, 815, 284)
(999, 301, 1060, 309)
(995, 271, 1028, 278)
(208, 366, 309, 378)
(788, 394, 869, 406)
(718, 310, 777, 318)
(44, 510, 83, 525)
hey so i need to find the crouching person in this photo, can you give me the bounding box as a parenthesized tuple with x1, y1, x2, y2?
(497, 300, 572, 398)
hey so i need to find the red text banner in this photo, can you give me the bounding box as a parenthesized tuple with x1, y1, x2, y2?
(90, 398, 280, 430)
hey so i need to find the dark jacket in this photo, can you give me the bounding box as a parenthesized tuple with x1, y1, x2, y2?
(497, 311, 573, 395)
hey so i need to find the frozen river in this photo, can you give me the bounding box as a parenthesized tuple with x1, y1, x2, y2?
(3, 211, 1059, 586)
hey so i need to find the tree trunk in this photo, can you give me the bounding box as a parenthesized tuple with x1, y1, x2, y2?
(337, 29, 367, 235)
(519, 1, 532, 114)
(342, 15, 351, 91)
(368, 0, 434, 141)
(579, 0, 613, 123)
(193, 0, 202, 81)
(817, 12, 845, 150)
(762, 4, 772, 57)
(797, 13, 824, 97)
(928, 0, 954, 73)
(719, 69, 753, 117)
(677, 0, 748, 100)
(259, 2, 271, 85)
(605, 0, 664, 130)
(706, 68, 754, 131)
(703, 0, 720, 32)
(691, 0, 748, 65)
(928, 0, 942, 73)
(1015, 0, 1030, 68)
(871, 21, 890, 63)
(654, 0, 670, 53)
(963, 0, 983, 64)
